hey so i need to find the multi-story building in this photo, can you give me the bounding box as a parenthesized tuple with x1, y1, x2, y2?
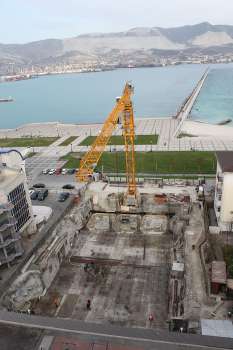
(0, 166, 34, 267)
(215, 152, 233, 231)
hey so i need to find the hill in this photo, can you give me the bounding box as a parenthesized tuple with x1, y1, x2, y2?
(1, 22, 233, 74)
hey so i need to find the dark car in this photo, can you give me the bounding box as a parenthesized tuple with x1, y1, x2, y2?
(38, 189, 49, 201)
(33, 183, 45, 188)
(30, 190, 39, 200)
(67, 168, 75, 175)
(62, 184, 75, 190)
(58, 192, 70, 202)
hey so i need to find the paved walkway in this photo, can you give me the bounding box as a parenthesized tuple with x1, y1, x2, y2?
(1, 118, 233, 158)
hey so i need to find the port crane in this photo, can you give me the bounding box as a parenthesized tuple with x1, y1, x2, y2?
(76, 82, 136, 198)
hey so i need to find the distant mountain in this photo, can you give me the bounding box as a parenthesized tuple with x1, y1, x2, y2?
(1, 22, 233, 72)
(61, 22, 233, 54)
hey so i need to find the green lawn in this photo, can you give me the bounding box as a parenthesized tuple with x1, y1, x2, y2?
(79, 134, 158, 146)
(61, 152, 83, 169)
(61, 151, 216, 174)
(0, 137, 59, 147)
(58, 136, 77, 146)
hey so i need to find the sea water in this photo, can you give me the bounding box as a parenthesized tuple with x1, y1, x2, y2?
(192, 66, 233, 124)
(0, 63, 232, 129)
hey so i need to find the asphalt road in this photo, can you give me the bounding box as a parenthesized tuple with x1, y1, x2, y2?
(0, 311, 232, 350)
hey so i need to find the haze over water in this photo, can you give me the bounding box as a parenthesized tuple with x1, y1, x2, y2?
(0, 63, 232, 129)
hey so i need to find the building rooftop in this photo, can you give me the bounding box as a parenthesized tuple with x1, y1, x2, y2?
(211, 261, 227, 284)
(201, 319, 233, 338)
(216, 151, 233, 172)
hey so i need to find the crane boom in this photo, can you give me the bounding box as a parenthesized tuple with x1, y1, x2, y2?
(76, 83, 136, 197)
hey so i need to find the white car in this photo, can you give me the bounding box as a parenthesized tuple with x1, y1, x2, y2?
(48, 169, 56, 175)
(61, 168, 68, 175)
(42, 169, 49, 174)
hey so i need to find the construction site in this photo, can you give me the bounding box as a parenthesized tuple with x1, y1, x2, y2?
(1, 83, 232, 341)
(2, 179, 202, 328)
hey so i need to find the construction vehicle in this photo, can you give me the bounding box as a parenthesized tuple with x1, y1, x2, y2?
(76, 82, 137, 200)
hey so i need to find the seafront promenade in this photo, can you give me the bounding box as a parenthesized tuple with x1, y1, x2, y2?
(2, 65, 232, 156)
(2, 64, 232, 158)
(0, 118, 233, 154)
(3, 117, 228, 183)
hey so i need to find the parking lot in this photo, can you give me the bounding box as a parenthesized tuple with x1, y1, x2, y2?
(29, 171, 84, 222)
(29, 191, 76, 232)
(32, 173, 80, 191)
(25, 156, 66, 184)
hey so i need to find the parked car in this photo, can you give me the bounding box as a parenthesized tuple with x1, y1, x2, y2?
(42, 169, 49, 174)
(62, 184, 75, 190)
(58, 192, 70, 202)
(33, 183, 45, 188)
(38, 189, 49, 201)
(67, 168, 75, 175)
(55, 168, 62, 175)
(30, 190, 39, 200)
(48, 169, 56, 175)
(61, 168, 68, 175)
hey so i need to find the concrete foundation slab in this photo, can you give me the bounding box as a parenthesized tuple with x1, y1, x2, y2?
(141, 215, 168, 235)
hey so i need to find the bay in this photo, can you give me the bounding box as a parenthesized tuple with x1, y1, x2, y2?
(0, 63, 232, 129)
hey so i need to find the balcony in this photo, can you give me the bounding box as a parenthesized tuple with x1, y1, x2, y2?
(216, 182, 222, 194)
(0, 218, 17, 232)
(0, 249, 23, 266)
(217, 173, 223, 183)
(0, 235, 20, 248)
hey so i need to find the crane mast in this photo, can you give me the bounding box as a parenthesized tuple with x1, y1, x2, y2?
(76, 83, 137, 197)
(122, 97, 136, 196)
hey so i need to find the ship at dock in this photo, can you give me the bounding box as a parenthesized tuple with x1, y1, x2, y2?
(0, 97, 14, 103)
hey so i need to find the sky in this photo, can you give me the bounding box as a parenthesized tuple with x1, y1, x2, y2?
(1, 0, 233, 43)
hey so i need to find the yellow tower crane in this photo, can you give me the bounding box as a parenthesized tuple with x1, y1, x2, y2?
(76, 82, 136, 197)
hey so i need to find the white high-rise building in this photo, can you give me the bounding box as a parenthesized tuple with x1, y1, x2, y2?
(215, 152, 233, 231)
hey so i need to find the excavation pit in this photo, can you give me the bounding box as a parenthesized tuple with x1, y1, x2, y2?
(33, 212, 172, 329)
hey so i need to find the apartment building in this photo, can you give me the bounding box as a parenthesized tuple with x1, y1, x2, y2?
(0, 166, 33, 267)
(215, 152, 233, 231)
